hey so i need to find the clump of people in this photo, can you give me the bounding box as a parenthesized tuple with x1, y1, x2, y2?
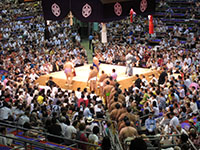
(0, 0, 200, 150)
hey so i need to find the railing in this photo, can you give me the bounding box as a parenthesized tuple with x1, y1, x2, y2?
(105, 126, 123, 150)
(157, 120, 198, 150)
(2, 112, 196, 150)
(86, 117, 123, 150)
(0, 121, 100, 149)
(174, 128, 198, 150)
(135, 113, 198, 150)
(124, 133, 182, 150)
(0, 134, 70, 150)
(0, 118, 124, 150)
(103, 113, 124, 150)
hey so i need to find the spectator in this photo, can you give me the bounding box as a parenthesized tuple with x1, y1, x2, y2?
(47, 118, 63, 144)
(169, 112, 179, 129)
(145, 113, 156, 135)
(101, 136, 111, 150)
(130, 138, 147, 150)
(88, 126, 100, 149)
(77, 123, 88, 150)
(158, 67, 168, 85)
(0, 127, 7, 146)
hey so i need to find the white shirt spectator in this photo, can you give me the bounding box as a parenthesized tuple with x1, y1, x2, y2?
(88, 133, 99, 143)
(65, 125, 77, 139)
(184, 78, 192, 88)
(0, 106, 12, 120)
(51, 87, 58, 98)
(150, 77, 158, 84)
(72, 112, 79, 121)
(0, 136, 7, 146)
(190, 102, 198, 114)
(18, 115, 30, 126)
(179, 88, 185, 99)
(142, 77, 148, 86)
(153, 107, 159, 116)
(29, 73, 39, 81)
(59, 122, 68, 136)
(13, 108, 24, 120)
(170, 116, 179, 128)
(83, 107, 92, 118)
(182, 63, 188, 72)
(75, 35, 81, 42)
(94, 104, 102, 115)
(43, 85, 51, 95)
(166, 61, 174, 70)
(86, 122, 99, 132)
(184, 57, 191, 66)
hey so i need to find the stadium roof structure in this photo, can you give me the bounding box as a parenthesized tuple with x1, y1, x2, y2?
(42, 0, 155, 22)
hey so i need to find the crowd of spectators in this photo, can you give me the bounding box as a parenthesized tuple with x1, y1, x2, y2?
(91, 0, 200, 67)
(91, 18, 200, 67)
(101, 62, 200, 149)
(0, 1, 105, 149)
(0, 0, 200, 150)
(0, 1, 87, 75)
(91, 1, 200, 149)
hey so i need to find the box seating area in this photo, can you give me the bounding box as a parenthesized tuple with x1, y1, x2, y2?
(146, 0, 200, 45)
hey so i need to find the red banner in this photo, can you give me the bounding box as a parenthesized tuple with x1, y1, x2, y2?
(148, 15, 154, 34)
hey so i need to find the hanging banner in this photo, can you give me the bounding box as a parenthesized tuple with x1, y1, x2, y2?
(42, 0, 70, 21)
(71, 0, 102, 22)
(42, 0, 155, 22)
(148, 15, 154, 34)
(101, 23, 107, 43)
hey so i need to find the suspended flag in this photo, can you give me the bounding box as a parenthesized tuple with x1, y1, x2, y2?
(68, 11, 73, 26)
(42, 0, 155, 22)
(129, 8, 136, 23)
(42, 0, 70, 21)
(130, 9, 133, 23)
(71, 0, 101, 22)
(101, 23, 107, 43)
(148, 15, 154, 34)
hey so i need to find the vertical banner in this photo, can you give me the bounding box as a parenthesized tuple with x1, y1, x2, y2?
(148, 15, 154, 34)
(101, 23, 107, 43)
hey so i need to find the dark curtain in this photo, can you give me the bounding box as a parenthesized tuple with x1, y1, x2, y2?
(42, 0, 155, 22)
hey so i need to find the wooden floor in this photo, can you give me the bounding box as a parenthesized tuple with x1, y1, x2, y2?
(36, 64, 161, 91)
